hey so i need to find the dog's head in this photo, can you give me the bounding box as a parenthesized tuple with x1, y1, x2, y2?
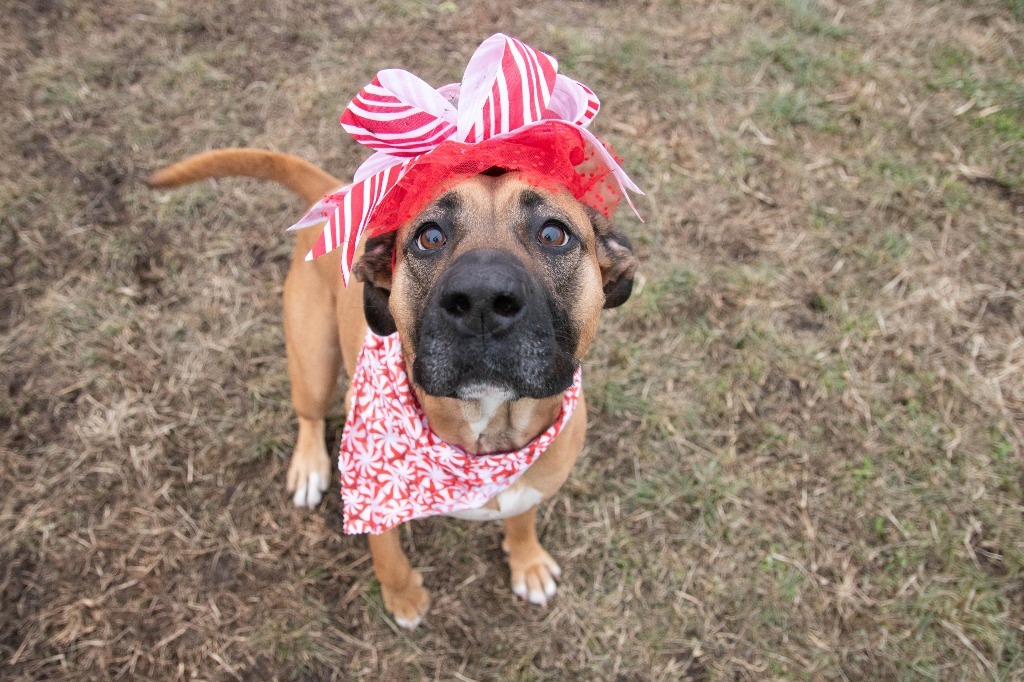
(353, 172, 637, 400)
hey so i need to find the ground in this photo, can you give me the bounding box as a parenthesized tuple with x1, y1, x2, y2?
(2, 0, 1022, 679)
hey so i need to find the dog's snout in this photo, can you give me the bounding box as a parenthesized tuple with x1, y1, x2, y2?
(436, 249, 529, 337)
(415, 246, 576, 399)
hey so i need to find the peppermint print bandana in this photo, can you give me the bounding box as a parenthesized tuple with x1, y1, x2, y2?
(288, 33, 643, 284)
(339, 331, 582, 535)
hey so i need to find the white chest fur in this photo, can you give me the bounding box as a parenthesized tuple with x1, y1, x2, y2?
(458, 384, 515, 441)
(445, 485, 545, 521)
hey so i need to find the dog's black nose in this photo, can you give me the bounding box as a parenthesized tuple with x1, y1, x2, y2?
(436, 249, 529, 337)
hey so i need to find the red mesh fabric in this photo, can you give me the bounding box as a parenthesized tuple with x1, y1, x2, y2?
(363, 121, 623, 238)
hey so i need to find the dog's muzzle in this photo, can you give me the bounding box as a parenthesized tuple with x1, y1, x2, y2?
(413, 248, 577, 400)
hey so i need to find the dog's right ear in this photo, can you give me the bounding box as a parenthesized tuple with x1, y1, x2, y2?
(352, 233, 397, 336)
(587, 209, 639, 309)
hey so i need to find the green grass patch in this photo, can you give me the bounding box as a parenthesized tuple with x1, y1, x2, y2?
(928, 57, 1024, 145)
(760, 88, 820, 128)
(774, 0, 851, 38)
(750, 34, 838, 89)
(589, 34, 688, 96)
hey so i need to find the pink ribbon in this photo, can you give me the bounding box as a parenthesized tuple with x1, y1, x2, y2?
(288, 33, 643, 283)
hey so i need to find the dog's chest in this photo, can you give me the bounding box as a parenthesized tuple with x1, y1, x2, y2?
(418, 388, 563, 521)
(444, 483, 544, 521)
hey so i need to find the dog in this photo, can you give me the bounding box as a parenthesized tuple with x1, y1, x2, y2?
(147, 32, 643, 629)
(149, 148, 637, 627)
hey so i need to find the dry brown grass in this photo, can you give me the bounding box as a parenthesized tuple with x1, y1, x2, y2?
(2, 0, 1022, 679)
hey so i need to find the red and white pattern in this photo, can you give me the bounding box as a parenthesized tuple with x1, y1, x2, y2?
(339, 331, 582, 535)
(341, 70, 457, 157)
(456, 34, 557, 143)
(288, 33, 643, 284)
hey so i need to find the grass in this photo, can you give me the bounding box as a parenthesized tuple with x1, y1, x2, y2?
(2, 0, 1023, 679)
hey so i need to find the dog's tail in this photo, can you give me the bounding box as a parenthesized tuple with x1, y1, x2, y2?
(147, 148, 342, 205)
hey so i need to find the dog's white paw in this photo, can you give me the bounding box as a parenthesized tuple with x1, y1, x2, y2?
(394, 612, 424, 630)
(291, 471, 327, 507)
(382, 571, 430, 629)
(287, 457, 330, 508)
(507, 545, 561, 607)
(288, 418, 331, 508)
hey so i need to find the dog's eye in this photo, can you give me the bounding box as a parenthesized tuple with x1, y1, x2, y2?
(537, 221, 570, 248)
(416, 224, 447, 251)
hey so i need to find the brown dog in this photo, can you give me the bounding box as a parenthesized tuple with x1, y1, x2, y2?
(149, 148, 637, 627)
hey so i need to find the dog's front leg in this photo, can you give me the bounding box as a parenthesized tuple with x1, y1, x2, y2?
(503, 507, 561, 607)
(282, 258, 341, 508)
(368, 527, 430, 629)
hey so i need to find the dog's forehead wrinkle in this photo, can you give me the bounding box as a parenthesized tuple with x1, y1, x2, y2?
(436, 192, 461, 212)
(519, 191, 575, 227)
(414, 192, 462, 225)
(519, 189, 545, 209)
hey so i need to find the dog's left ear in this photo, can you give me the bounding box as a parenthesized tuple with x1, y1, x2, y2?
(353, 233, 398, 335)
(589, 209, 639, 309)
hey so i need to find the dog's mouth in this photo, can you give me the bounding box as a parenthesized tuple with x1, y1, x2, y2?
(411, 248, 578, 400)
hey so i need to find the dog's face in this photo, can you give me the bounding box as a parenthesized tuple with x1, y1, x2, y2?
(353, 173, 637, 400)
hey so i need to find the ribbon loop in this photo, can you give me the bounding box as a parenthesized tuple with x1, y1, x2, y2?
(547, 75, 600, 128)
(340, 70, 457, 158)
(456, 33, 558, 143)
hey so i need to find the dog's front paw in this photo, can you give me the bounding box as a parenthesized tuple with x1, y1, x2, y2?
(381, 571, 430, 629)
(286, 449, 330, 508)
(504, 540, 561, 607)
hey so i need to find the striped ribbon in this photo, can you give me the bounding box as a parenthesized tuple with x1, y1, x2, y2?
(288, 33, 642, 284)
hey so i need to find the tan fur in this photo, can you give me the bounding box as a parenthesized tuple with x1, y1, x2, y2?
(149, 149, 616, 627)
(148, 148, 341, 205)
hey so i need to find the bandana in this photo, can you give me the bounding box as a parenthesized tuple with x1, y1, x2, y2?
(339, 331, 582, 535)
(288, 33, 643, 283)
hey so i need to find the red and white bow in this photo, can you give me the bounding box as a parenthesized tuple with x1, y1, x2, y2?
(288, 33, 643, 283)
